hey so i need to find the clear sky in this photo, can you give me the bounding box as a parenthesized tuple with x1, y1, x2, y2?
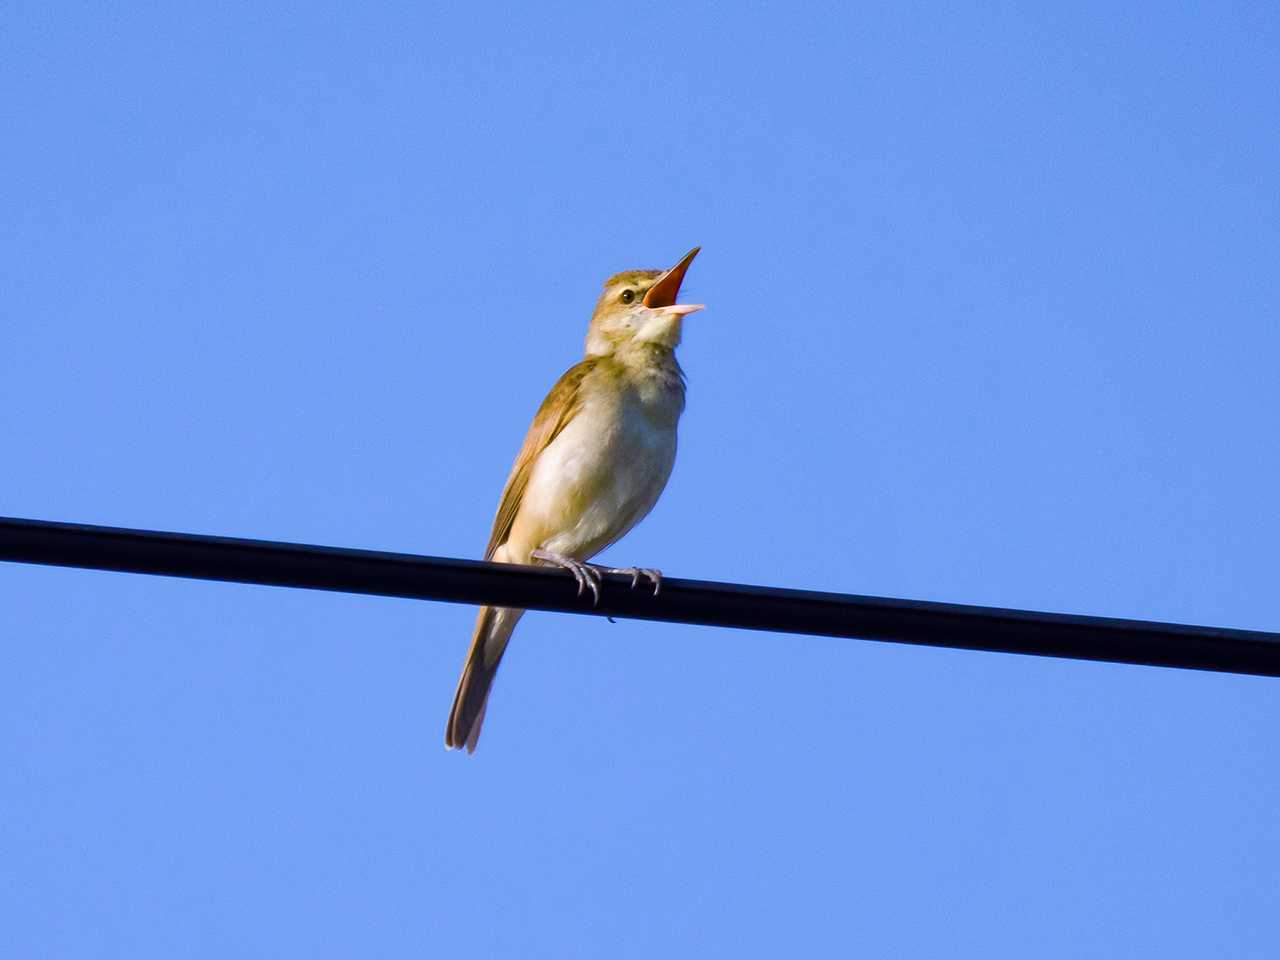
(3, 3, 1278, 956)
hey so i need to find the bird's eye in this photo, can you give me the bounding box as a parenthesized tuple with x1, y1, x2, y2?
(619, 289, 636, 304)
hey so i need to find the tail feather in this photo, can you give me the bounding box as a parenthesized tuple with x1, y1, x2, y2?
(445, 605, 524, 753)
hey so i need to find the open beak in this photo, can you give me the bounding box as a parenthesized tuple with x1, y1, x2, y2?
(644, 246, 704, 314)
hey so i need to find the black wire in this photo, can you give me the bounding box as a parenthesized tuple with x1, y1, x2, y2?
(2, 515, 1277, 678)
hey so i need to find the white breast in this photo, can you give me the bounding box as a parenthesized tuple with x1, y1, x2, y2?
(517, 385, 680, 561)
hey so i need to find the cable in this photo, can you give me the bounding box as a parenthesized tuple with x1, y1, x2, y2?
(2, 515, 1277, 677)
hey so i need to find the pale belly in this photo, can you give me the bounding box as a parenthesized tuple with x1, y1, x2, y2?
(504, 398, 678, 563)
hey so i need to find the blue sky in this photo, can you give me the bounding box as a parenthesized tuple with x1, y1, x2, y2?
(3, 2, 1279, 956)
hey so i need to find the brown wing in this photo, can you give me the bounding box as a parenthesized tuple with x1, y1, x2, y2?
(483, 359, 593, 560)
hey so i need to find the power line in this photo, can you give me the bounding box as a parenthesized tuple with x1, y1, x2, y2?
(2, 515, 1277, 678)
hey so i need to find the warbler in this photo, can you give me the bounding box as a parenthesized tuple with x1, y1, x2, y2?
(446, 247, 704, 752)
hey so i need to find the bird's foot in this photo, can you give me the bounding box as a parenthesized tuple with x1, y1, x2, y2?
(530, 552, 663, 604)
(598, 566, 662, 596)
(531, 549, 603, 606)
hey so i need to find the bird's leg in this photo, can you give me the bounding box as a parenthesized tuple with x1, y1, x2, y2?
(531, 549, 602, 606)
(595, 566, 662, 596)
(530, 550, 662, 603)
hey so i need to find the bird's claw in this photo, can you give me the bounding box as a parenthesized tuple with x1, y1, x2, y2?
(600, 566, 662, 596)
(532, 549, 602, 606)
(531, 552, 662, 604)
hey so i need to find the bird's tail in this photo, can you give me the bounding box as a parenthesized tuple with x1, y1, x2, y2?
(445, 605, 525, 753)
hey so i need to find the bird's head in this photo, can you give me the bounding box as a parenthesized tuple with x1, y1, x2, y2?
(585, 247, 704, 357)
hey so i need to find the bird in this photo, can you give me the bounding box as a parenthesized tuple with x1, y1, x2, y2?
(445, 247, 705, 752)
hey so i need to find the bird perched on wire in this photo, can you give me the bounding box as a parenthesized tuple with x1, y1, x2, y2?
(446, 247, 705, 752)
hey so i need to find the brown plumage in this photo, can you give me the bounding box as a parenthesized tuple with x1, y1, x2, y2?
(445, 363, 589, 753)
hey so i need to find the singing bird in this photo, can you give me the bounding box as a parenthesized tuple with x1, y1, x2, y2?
(445, 247, 705, 752)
